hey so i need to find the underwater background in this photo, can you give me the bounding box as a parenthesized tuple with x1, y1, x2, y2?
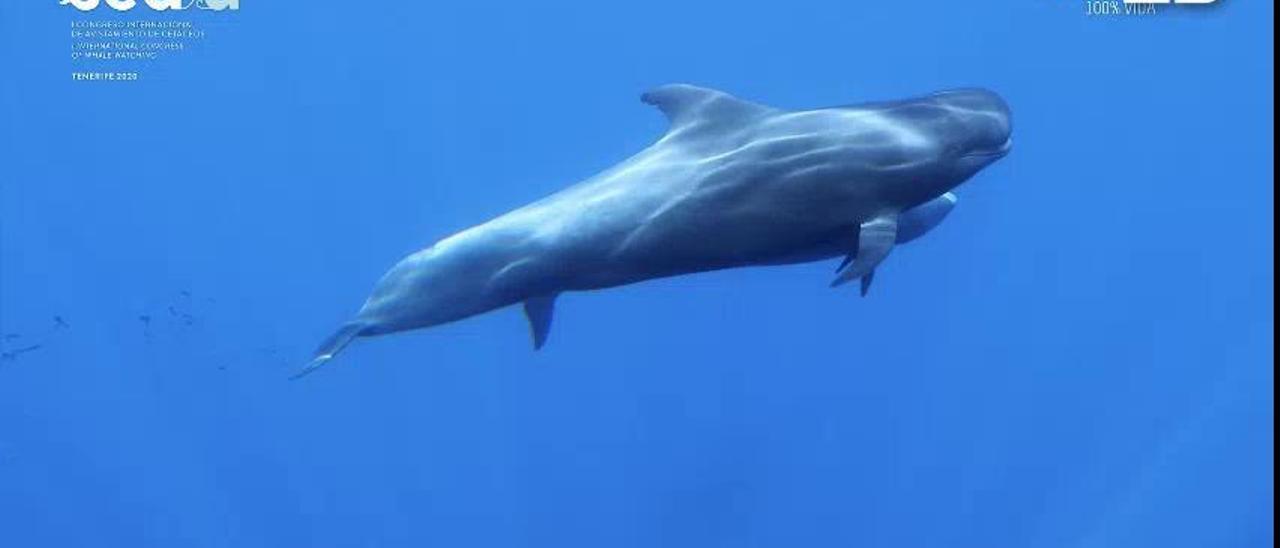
(0, 1, 1273, 547)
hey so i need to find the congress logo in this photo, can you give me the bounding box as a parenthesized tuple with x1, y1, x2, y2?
(60, 0, 239, 11)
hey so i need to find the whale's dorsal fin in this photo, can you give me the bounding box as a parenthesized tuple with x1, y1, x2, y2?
(641, 84, 772, 131)
(523, 294, 558, 350)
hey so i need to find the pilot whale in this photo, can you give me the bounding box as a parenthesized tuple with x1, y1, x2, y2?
(297, 84, 1011, 378)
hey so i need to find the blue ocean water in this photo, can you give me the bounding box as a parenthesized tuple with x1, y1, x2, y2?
(0, 1, 1272, 547)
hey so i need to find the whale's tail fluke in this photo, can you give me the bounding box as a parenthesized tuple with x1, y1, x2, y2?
(291, 322, 366, 380)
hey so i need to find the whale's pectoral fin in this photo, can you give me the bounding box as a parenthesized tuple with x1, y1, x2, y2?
(834, 231, 860, 272)
(291, 322, 365, 380)
(897, 192, 958, 244)
(860, 269, 876, 297)
(523, 294, 558, 350)
(832, 216, 898, 289)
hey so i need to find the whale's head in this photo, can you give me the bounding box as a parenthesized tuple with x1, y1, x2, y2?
(821, 88, 1011, 207)
(924, 88, 1013, 181)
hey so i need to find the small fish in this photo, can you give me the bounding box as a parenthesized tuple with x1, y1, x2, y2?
(53, 316, 69, 329)
(2, 334, 19, 341)
(138, 315, 152, 324)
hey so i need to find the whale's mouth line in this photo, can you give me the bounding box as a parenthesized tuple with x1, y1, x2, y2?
(964, 138, 1013, 159)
